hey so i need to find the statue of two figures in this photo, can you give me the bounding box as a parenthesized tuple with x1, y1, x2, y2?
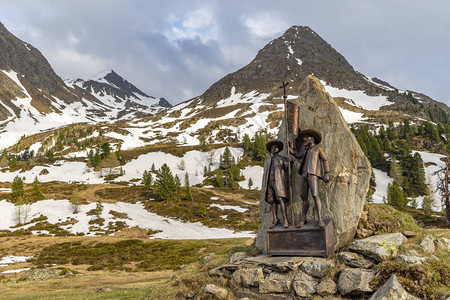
(264, 129, 330, 230)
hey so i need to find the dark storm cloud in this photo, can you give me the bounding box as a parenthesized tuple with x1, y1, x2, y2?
(0, 0, 449, 105)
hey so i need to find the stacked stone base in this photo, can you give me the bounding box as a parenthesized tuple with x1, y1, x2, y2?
(206, 232, 443, 299)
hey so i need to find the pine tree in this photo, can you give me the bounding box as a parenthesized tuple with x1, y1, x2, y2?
(184, 172, 193, 202)
(142, 170, 153, 189)
(100, 142, 111, 159)
(243, 134, 252, 151)
(253, 132, 268, 161)
(10, 156, 18, 169)
(387, 181, 408, 207)
(151, 163, 156, 172)
(94, 199, 103, 218)
(11, 176, 25, 200)
(214, 169, 225, 188)
(174, 174, 181, 191)
(248, 178, 253, 189)
(154, 164, 176, 200)
(389, 161, 404, 186)
(33, 176, 43, 198)
(204, 165, 208, 176)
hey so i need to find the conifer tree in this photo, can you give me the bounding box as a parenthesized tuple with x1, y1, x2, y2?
(142, 170, 153, 189)
(184, 172, 193, 202)
(389, 161, 404, 186)
(94, 199, 103, 218)
(151, 163, 156, 172)
(174, 174, 181, 191)
(248, 178, 253, 189)
(253, 132, 268, 160)
(154, 164, 176, 200)
(243, 134, 252, 151)
(33, 176, 43, 198)
(387, 181, 408, 207)
(11, 175, 25, 200)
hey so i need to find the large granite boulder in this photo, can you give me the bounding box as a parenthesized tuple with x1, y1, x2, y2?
(256, 75, 371, 253)
(203, 284, 229, 299)
(369, 275, 419, 300)
(349, 233, 407, 262)
(338, 268, 375, 296)
(232, 268, 264, 287)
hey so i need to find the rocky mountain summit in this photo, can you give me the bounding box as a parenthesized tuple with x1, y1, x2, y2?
(67, 69, 171, 119)
(0, 22, 171, 148)
(195, 26, 448, 121)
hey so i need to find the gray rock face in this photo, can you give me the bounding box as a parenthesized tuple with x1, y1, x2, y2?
(338, 251, 374, 268)
(317, 278, 338, 296)
(300, 258, 335, 278)
(203, 284, 229, 299)
(396, 254, 427, 266)
(244, 255, 304, 272)
(292, 270, 319, 297)
(435, 237, 450, 252)
(338, 268, 375, 296)
(259, 273, 292, 294)
(232, 268, 264, 287)
(256, 76, 371, 253)
(228, 252, 248, 265)
(22, 269, 70, 281)
(349, 233, 407, 262)
(369, 275, 419, 300)
(419, 235, 435, 254)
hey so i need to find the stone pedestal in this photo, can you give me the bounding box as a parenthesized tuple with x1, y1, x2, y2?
(267, 219, 334, 257)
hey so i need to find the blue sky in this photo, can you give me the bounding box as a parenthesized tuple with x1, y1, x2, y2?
(0, 0, 449, 105)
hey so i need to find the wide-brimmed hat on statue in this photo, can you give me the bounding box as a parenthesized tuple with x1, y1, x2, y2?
(266, 140, 284, 153)
(296, 129, 322, 145)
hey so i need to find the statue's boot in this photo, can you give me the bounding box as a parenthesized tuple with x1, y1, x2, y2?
(269, 219, 279, 229)
(269, 204, 279, 229)
(318, 218, 325, 229)
(296, 214, 306, 228)
(279, 200, 289, 228)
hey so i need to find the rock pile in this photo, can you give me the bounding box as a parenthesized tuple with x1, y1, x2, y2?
(207, 232, 448, 299)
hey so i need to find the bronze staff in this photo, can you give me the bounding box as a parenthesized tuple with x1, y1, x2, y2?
(280, 81, 295, 227)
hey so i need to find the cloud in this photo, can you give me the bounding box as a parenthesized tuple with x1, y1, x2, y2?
(166, 7, 218, 43)
(242, 13, 287, 39)
(0, 0, 448, 105)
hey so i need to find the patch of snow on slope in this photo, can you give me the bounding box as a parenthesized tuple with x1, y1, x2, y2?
(0, 200, 255, 239)
(0, 256, 31, 266)
(339, 108, 365, 124)
(210, 204, 248, 213)
(239, 166, 263, 190)
(372, 168, 393, 204)
(2, 268, 31, 274)
(296, 58, 303, 66)
(321, 80, 392, 111)
(364, 76, 395, 91)
(413, 150, 446, 210)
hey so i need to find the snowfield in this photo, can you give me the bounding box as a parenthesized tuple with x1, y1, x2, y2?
(321, 80, 392, 111)
(372, 151, 445, 211)
(0, 147, 244, 186)
(372, 168, 393, 204)
(239, 166, 264, 190)
(0, 199, 255, 239)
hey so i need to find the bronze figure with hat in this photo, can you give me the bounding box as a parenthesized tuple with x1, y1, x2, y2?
(263, 139, 290, 228)
(290, 129, 330, 228)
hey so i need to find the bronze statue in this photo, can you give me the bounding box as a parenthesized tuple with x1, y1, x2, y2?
(263, 140, 290, 228)
(290, 129, 330, 228)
